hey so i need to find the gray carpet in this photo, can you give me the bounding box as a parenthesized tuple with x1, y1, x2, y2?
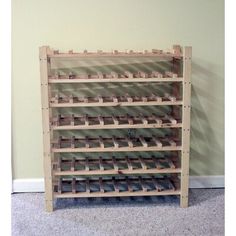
(12, 189, 224, 236)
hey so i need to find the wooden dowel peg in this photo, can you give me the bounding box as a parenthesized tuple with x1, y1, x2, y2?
(99, 136, 105, 148)
(138, 71, 148, 78)
(98, 115, 104, 125)
(83, 96, 89, 103)
(167, 159, 175, 169)
(126, 136, 133, 148)
(68, 72, 74, 79)
(97, 95, 104, 103)
(151, 71, 162, 78)
(69, 95, 73, 104)
(57, 157, 61, 171)
(112, 115, 119, 125)
(164, 93, 176, 102)
(152, 177, 163, 192)
(112, 177, 119, 192)
(72, 178, 76, 193)
(124, 71, 133, 78)
(151, 93, 162, 102)
(139, 136, 148, 147)
(125, 93, 133, 102)
(165, 115, 177, 124)
(85, 179, 90, 193)
(71, 136, 75, 148)
(152, 49, 162, 54)
(85, 136, 90, 148)
(71, 114, 75, 126)
(152, 156, 161, 169)
(71, 157, 75, 171)
(152, 113, 162, 125)
(97, 72, 104, 79)
(112, 95, 118, 103)
(126, 113, 134, 125)
(112, 156, 118, 170)
(165, 71, 178, 78)
(112, 136, 119, 148)
(99, 157, 104, 170)
(126, 156, 133, 170)
(139, 177, 147, 192)
(139, 113, 148, 125)
(138, 156, 147, 169)
(99, 177, 105, 193)
(58, 179, 62, 194)
(85, 157, 89, 171)
(84, 114, 89, 126)
(152, 135, 162, 147)
(111, 71, 118, 78)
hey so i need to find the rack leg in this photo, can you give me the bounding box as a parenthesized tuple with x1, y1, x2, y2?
(45, 200, 53, 212)
(180, 195, 188, 208)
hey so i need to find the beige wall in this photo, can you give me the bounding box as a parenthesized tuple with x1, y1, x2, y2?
(12, 0, 224, 178)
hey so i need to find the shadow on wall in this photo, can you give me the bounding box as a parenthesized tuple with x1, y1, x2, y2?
(190, 60, 224, 175)
(49, 56, 224, 175)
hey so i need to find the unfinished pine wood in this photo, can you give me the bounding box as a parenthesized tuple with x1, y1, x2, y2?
(180, 46, 192, 208)
(49, 50, 182, 59)
(50, 94, 182, 108)
(39, 46, 54, 212)
(54, 156, 181, 176)
(51, 136, 181, 153)
(40, 45, 191, 210)
(51, 114, 182, 130)
(49, 76, 183, 84)
(53, 176, 180, 198)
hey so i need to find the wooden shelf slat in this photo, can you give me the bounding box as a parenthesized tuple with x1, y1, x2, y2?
(52, 114, 182, 130)
(50, 100, 183, 108)
(53, 156, 180, 176)
(53, 176, 180, 198)
(52, 145, 181, 153)
(52, 123, 182, 130)
(49, 52, 182, 59)
(49, 77, 183, 83)
(54, 189, 181, 198)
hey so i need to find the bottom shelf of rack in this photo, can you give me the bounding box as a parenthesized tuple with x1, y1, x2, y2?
(53, 176, 180, 198)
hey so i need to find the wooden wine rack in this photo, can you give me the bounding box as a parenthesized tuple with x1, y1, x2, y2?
(39, 45, 192, 211)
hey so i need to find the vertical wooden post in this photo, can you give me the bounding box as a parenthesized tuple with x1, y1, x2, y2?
(180, 46, 192, 208)
(39, 46, 54, 212)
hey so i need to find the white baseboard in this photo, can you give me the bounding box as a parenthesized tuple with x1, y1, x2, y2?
(12, 176, 224, 193)
(189, 175, 224, 188)
(13, 179, 45, 193)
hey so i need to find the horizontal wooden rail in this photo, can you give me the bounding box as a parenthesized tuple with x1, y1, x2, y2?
(48, 49, 182, 59)
(50, 101, 183, 108)
(51, 113, 181, 130)
(53, 156, 181, 176)
(52, 146, 182, 153)
(49, 71, 182, 83)
(54, 190, 180, 198)
(50, 94, 182, 108)
(49, 77, 183, 83)
(52, 136, 181, 153)
(53, 176, 180, 198)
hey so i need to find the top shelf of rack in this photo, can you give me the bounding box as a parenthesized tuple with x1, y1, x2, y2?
(46, 45, 182, 59)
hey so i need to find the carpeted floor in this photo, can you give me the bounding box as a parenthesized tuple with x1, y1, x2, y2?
(12, 189, 224, 236)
